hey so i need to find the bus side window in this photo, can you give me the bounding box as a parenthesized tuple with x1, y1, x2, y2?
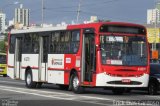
(70, 30, 80, 53)
(22, 34, 32, 53)
(10, 35, 16, 53)
(31, 33, 39, 53)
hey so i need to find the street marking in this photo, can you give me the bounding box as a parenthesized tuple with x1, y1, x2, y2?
(0, 87, 73, 100)
(0, 85, 112, 106)
(0, 80, 24, 85)
(0, 85, 112, 101)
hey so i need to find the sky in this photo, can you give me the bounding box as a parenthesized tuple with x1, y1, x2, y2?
(0, 0, 155, 25)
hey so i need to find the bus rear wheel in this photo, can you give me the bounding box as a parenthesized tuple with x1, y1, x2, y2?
(25, 70, 36, 88)
(71, 73, 84, 94)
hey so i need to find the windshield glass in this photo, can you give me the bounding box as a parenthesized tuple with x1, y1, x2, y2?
(100, 35, 147, 66)
(0, 55, 6, 64)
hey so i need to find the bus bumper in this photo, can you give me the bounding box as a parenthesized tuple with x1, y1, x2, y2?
(96, 73, 149, 88)
(0, 66, 7, 75)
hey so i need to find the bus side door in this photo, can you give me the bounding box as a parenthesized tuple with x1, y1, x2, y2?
(39, 35, 49, 81)
(82, 29, 96, 83)
(14, 37, 23, 79)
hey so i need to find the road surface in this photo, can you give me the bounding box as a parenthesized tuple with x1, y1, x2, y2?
(0, 76, 159, 106)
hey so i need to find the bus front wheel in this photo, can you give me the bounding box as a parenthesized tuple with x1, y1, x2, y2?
(71, 73, 84, 94)
(25, 70, 36, 88)
(148, 81, 158, 95)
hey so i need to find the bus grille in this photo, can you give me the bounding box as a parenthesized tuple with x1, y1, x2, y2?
(107, 81, 142, 85)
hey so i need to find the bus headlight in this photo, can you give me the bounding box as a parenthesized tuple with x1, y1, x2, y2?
(138, 67, 146, 71)
(157, 78, 160, 83)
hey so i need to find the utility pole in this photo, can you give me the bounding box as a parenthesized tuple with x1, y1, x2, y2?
(42, 0, 44, 27)
(153, 9, 158, 51)
(152, 0, 158, 51)
(76, 0, 82, 24)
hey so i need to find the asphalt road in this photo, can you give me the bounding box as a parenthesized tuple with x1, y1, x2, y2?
(0, 76, 160, 106)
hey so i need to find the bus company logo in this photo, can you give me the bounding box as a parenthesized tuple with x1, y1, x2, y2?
(51, 58, 63, 65)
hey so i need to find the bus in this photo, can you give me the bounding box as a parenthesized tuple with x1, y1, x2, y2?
(0, 53, 7, 77)
(7, 22, 149, 94)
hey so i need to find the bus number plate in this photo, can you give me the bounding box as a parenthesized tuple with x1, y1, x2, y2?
(122, 79, 131, 83)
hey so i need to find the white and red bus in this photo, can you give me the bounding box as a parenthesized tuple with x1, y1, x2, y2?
(7, 22, 150, 94)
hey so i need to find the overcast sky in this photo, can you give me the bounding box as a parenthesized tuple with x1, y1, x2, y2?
(0, 0, 155, 25)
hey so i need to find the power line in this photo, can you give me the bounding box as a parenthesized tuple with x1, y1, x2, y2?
(44, 0, 122, 11)
(29, 0, 144, 24)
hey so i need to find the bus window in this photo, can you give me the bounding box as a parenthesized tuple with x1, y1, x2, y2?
(100, 35, 147, 66)
(9, 35, 15, 53)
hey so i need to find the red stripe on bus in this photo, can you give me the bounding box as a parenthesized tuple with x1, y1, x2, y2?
(8, 65, 14, 68)
(48, 67, 65, 71)
(21, 66, 39, 69)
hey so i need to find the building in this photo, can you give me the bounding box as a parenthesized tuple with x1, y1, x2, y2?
(0, 11, 6, 32)
(83, 16, 98, 24)
(156, 0, 160, 10)
(14, 4, 30, 27)
(147, 9, 160, 24)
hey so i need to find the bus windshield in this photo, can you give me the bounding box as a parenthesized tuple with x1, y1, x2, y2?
(0, 55, 6, 64)
(100, 35, 147, 66)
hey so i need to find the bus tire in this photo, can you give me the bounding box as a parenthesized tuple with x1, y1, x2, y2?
(25, 70, 36, 88)
(148, 81, 157, 95)
(71, 73, 84, 94)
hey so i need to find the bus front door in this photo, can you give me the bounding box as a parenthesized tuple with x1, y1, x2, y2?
(14, 37, 22, 79)
(39, 36, 49, 82)
(82, 29, 96, 83)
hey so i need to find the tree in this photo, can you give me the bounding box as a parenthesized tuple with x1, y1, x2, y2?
(0, 40, 6, 53)
(0, 32, 8, 53)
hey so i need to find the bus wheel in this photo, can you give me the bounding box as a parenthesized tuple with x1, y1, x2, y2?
(148, 81, 157, 95)
(3, 74, 7, 77)
(71, 73, 84, 94)
(25, 70, 36, 88)
(112, 88, 124, 95)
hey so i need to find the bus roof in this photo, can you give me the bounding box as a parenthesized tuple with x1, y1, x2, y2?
(10, 26, 67, 34)
(67, 22, 146, 30)
(10, 22, 146, 34)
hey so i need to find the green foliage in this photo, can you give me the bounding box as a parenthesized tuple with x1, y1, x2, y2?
(0, 40, 6, 53)
(0, 32, 8, 53)
(4, 33, 8, 42)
